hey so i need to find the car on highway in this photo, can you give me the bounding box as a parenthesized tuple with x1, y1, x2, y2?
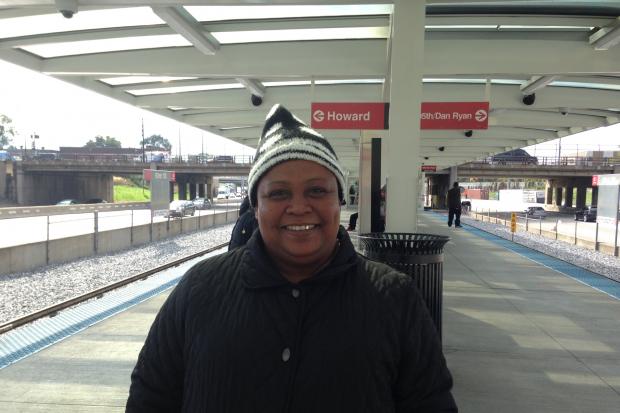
(209, 155, 234, 163)
(575, 206, 597, 222)
(192, 197, 211, 210)
(84, 198, 107, 204)
(523, 206, 547, 218)
(167, 200, 196, 218)
(491, 149, 538, 165)
(56, 199, 79, 205)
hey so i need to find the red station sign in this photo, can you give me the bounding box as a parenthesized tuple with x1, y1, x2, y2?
(420, 102, 489, 130)
(421, 165, 437, 172)
(592, 175, 599, 187)
(311, 102, 389, 130)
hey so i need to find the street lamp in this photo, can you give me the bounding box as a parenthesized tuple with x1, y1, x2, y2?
(31, 133, 39, 154)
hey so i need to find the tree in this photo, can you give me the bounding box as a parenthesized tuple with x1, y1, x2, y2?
(84, 135, 122, 148)
(0, 114, 16, 149)
(141, 134, 171, 152)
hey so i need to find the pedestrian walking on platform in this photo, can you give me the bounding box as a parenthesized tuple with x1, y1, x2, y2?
(126, 104, 458, 413)
(447, 181, 462, 228)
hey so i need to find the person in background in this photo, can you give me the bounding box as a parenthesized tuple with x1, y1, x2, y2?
(447, 181, 462, 228)
(126, 104, 458, 413)
(228, 195, 258, 250)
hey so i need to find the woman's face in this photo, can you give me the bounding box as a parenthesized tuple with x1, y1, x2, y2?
(256, 160, 341, 274)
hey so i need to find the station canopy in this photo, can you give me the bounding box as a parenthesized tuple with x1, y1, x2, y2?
(1, 1, 619, 175)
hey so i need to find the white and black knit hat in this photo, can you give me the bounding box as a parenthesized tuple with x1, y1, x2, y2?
(248, 104, 345, 206)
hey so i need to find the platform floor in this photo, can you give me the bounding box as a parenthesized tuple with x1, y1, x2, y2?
(1, 212, 619, 412)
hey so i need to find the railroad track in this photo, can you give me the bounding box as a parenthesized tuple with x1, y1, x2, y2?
(0, 242, 229, 334)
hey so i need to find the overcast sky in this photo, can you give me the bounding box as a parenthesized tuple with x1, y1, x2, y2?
(0, 60, 253, 157)
(0, 59, 617, 158)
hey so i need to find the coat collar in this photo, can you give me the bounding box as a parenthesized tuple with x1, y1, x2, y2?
(241, 226, 358, 289)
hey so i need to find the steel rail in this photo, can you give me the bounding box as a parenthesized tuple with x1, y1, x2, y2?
(0, 242, 228, 335)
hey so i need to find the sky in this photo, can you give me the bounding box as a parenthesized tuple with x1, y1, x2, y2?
(0, 59, 253, 158)
(0, 59, 618, 159)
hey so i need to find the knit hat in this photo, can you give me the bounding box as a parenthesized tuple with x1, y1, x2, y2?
(248, 104, 345, 206)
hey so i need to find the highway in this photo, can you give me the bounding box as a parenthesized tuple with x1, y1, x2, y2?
(0, 201, 241, 249)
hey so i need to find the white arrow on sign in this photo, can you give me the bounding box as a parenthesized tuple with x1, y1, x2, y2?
(313, 110, 325, 122)
(475, 109, 488, 122)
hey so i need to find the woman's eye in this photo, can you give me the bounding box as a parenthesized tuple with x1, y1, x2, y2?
(268, 189, 289, 199)
(308, 187, 327, 196)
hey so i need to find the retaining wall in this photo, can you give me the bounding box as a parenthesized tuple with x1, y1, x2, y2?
(0, 211, 237, 276)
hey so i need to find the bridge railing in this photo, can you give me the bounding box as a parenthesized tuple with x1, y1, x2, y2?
(27, 154, 255, 165)
(465, 155, 618, 167)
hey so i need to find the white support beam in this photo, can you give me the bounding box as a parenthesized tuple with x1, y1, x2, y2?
(235, 78, 266, 98)
(151, 6, 220, 55)
(589, 17, 620, 51)
(520, 75, 557, 95)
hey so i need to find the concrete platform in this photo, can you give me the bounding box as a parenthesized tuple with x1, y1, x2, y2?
(1, 212, 619, 412)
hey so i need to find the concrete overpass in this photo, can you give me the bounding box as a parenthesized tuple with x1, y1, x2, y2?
(425, 160, 620, 211)
(1, 160, 252, 205)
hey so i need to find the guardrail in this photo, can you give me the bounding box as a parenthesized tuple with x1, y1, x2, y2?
(0, 201, 150, 220)
(465, 208, 619, 257)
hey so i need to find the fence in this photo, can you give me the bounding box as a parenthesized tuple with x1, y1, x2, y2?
(466, 209, 620, 257)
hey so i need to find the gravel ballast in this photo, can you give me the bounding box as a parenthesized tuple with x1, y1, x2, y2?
(2, 216, 619, 327)
(0, 224, 234, 325)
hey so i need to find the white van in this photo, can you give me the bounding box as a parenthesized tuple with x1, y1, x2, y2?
(217, 189, 230, 200)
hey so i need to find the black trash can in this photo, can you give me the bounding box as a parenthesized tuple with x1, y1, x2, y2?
(358, 233, 450, 339)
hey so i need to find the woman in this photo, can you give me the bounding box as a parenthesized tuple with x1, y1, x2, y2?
(126, 104, 457, 412)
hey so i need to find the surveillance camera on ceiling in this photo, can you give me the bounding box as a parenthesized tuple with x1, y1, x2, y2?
(522, 93, 536, 106)
(464, 130, 473, 137)
(438, 146, 445, 152)
(55, 0, 78, 18)
(251, 94, 263, 107)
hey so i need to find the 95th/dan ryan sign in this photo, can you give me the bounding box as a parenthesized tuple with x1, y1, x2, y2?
(420, 102, 489, 130)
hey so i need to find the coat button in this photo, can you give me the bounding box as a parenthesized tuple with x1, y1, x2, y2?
(282, 348, 291, 362)
(291, 288, 300, 298)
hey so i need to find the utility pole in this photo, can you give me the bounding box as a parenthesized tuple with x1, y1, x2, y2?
(178, 128, 181, 162)
(557, 137, 562, 165)
(141, 118, 145, 163)
(201, 133, 204, 163)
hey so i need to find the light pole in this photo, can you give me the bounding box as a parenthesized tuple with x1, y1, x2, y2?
(31, 133, 39, 157)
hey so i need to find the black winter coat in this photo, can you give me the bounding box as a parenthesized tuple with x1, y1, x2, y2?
(228, 209, 259, 250)
(127, 228, 457, 413)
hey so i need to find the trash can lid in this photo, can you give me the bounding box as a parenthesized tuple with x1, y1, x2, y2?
(358, 232, 450, 254)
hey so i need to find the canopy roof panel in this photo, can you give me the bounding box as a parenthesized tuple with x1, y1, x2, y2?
(1, 0, 619, 173)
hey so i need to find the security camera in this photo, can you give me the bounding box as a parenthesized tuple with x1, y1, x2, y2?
(522, 93, 536, 106)
(424, 156, 429, 160)
(251, 94, 263, 107)
(55, 0, 78, 19)
(559, 108, 568, 116)
(464, 130, 473, 137)
(438, 146, 445, 152)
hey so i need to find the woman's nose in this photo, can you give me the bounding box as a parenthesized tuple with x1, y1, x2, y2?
(285, 192, 311, 214)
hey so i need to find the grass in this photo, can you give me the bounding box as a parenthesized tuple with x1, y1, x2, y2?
(114, 184, 151, 202)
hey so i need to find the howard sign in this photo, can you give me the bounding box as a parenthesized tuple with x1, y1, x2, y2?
(311, 102, 389, 130)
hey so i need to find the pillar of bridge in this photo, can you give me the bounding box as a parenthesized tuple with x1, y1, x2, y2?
(554, 187, 563, 207)
(575, 185, 587, 209)
(0, 162, 6, 200)
(565, 186, 574, 207)
(189, 183, 197, 200)
(178, 181, 187, 200)
(545, 181, 554, 206)
(169, 182, 174, 202)
(592, 186, 599, 206)
(198, 183, 205, 198)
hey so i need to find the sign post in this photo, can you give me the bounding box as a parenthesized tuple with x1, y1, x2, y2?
(510, 212, 517, 241)
(144, 169, 176, 218)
